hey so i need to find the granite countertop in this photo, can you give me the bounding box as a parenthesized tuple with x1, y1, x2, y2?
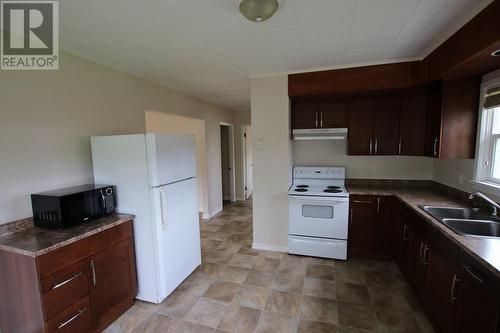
(348, 185, 500, 280)
(0, 213, 134, 257)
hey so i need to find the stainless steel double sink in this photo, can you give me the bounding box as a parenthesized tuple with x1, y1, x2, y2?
(419, 206, 500, 238)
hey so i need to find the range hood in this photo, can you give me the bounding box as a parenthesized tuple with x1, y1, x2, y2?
(293, 128, 348, 140)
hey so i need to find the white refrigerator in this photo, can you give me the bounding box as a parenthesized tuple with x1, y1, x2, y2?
(91, 133, 201, 304)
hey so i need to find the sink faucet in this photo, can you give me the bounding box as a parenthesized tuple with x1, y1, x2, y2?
(469, 192, 500, 217)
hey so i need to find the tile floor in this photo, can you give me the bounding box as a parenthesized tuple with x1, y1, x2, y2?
(105, 200, 435, 333)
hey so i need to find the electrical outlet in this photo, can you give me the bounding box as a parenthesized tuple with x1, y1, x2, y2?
(370, 166, 377, 175)
(459, 173, 464, 184)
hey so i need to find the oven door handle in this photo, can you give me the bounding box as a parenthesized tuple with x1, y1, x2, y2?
(289, 196, 349, 203)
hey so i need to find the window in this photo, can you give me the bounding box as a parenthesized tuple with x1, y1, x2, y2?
(475, 75, 500, 188)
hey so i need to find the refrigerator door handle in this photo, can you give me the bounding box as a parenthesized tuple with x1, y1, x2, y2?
(159, 188, 168, 229)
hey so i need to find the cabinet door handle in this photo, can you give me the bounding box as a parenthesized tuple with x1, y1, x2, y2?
(320, 111, 323, 128)
(52, 272, 83, 290)
(376, 197, 380, 215)
(369, 139, 373, 155)
(398, 137, 402, 155)
(451, 274, 460, 304)
(90, 260, 96, 286)
(433, 137, 439, 157)
(353, 200, 372, 204)
(419, 242, 424, 264)
(374, 139, 378, 154)
(422, 245, 429, 266)
(315, 111, 318, 128)
(349, 208, 353, 225)
(58, 308, 87, 329)
(402, 224, 409, 242)
(464, 265, 485, 285)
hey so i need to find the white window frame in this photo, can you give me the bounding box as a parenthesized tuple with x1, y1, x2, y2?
(473, 72, 500, 194)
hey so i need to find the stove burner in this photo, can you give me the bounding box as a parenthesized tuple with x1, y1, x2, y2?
(326, 186, 341, 190)
(323, 189, 342, 193)
(296, 185, 309, 188)
(295, 188, 308, 192)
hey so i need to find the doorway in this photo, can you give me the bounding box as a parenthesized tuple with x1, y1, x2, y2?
(220, 123, 236, 205)
(242, 125, 253, 200)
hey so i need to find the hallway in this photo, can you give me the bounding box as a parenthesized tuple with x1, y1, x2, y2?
(105, 200, 434, 333)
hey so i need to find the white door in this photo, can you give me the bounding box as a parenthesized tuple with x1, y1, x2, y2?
(289, 196, 349, 239)
(244, 126, 253, 199)
(147, 134, 197, 186)
(153, 177, 201, 301)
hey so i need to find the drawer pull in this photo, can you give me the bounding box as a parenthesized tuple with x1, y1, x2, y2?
(464, 265, 485, 285)
(90, 260, 97, 286)
(352, 200, 372, 204)
(51, 272, 83, 290)
(58, 308, 87, 329)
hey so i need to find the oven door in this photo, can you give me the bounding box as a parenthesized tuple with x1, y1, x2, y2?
(289, 195, 348, 239)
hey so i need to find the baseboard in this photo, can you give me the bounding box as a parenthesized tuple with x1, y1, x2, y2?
(208, 206, 223, 219)
(252, 242, 288, 253)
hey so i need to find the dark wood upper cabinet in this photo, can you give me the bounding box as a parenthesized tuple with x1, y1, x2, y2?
(426, 251, 458, 333)
(425, 79, 480, 159)
(373, 97, 400, 155)
(289, 61, 424, 96)
(291, 101, 319, 129)
(400, 90, 427, 155)
(348, 98, 374, 155)
(320, 100, 349, 128)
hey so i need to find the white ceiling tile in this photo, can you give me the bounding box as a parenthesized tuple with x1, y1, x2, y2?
(351, 0, 421, 39)
(293, 0, 357, 39)
(237, 60, 276, 77)
(343, 51, 390, 65)
(59, 0, 492, 110)
(198, 23, 255, 49)
(346, 35, 395, 55)
(220, 44, 270, 64)
(166, 0, 241, 30)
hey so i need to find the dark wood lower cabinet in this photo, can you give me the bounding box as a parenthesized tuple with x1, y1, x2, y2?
(348, 195, 393, 259)
(88, 238, 137, 332)
(426, 251, 458, 333)
(407, 227, 427, 298)
(0, 220, 137, 333)
(352, 196, 500, 333)
(455, 274, 499, 333)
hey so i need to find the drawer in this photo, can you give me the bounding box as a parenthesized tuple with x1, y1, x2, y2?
(37, 221, 133, 278)
(41, 260, 89, 320)
(459, 250, 500, 299)
(46, 296, 92, 333)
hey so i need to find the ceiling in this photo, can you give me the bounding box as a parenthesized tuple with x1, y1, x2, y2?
(60, 0, 493, 111)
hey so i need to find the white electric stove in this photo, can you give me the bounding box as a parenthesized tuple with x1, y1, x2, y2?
(288, 166, 349, 260)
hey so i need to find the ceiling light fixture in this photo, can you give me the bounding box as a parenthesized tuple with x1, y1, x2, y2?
(238, 0, 279, 23)
(492, 50, 500, 57)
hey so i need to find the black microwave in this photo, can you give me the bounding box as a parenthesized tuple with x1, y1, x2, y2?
(31, 184, 115, 228)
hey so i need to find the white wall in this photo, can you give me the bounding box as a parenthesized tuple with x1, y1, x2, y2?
(433, 159, 475, 192)
(0, 52, 236, 224)
(234, 110, 251, 200)
(294, 140, 435, 179)
(251, 75, 291, 252)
